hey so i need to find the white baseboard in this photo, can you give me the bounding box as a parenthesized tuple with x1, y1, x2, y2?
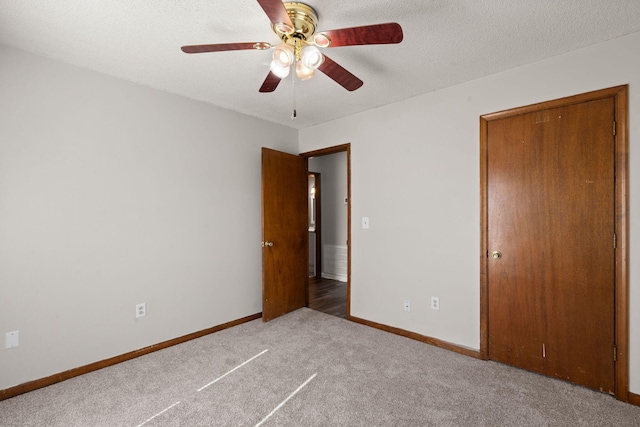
(323, 244, 347, 282)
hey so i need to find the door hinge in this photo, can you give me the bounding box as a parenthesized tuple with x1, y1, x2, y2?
(614, 232, 617, 249)
(613, 121, 616, 136)
(614, 345, 617, 362)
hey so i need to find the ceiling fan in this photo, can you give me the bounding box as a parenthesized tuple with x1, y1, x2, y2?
(181, 0, 403, 93)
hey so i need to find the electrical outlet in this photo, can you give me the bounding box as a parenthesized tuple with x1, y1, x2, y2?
(136, 303, 146, 318)
(404, 299, 411, 312)
(431, 297, 440, 311)
(5, 331, 19, 349)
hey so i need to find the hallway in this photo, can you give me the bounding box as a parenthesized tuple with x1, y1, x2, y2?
(308, 277, 347, 319)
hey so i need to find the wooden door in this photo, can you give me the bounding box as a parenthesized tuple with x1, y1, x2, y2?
(486, 98, 616, 392)
(261, 148, 308, 322)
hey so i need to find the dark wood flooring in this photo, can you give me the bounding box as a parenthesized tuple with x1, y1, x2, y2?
(308, 277, 347, 319)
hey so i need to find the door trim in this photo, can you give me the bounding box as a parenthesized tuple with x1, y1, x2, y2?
(479, 85, 629, 401)
(301, 143, 351, 319)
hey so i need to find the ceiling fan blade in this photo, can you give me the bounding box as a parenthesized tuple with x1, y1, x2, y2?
(315, 23, 403, 47)
(181, 42, 271, 54)
(256, 0, 294, 29)
(317, 55, 363, 91)
(259, 71, 282, 93)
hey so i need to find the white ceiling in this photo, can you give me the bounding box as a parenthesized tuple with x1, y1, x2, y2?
(1, 1, 640, 129)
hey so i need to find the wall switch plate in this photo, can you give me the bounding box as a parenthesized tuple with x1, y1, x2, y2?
(404, 300, 411, 312)
(431, 297, 440, 311)
(362, 217, 370, 229)
(5, 331, 19, 349)
(136, 303, 146, 318)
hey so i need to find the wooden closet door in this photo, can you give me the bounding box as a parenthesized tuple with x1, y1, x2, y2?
(487, 98, 615, 392)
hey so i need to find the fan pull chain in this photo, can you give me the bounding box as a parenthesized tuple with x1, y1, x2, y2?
(290, 66, 297, 120)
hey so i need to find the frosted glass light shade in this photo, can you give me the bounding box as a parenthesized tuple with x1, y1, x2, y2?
(270, 60, 290, 78)
(272, 44, 294, 68)
(301, 45, 324, 69)
(296, 62, 315, 80)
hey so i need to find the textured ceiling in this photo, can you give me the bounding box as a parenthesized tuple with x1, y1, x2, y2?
(1, 0, 640, 129)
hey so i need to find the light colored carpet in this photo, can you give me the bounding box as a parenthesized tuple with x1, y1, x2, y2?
(1, 308, 638, 426)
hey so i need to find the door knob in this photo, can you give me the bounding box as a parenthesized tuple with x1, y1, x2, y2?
(261, 241, 274, 247)
(491, 250, 502, 259)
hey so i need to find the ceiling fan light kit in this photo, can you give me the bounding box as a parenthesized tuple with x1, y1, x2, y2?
(181, 0, 403, 92)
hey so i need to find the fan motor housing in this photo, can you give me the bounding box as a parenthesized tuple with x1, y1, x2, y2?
(273, 2, 319, 41)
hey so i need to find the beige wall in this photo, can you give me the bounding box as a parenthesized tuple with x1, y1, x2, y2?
(0, 45, 298, 390)
(299, 31, 640, 394)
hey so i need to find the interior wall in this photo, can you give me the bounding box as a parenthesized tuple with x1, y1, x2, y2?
(299, 31, 640, 394)
(0, 45, 298, 391)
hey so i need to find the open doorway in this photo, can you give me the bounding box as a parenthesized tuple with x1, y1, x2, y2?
(308, 172, 321, 278)
(302, 144, 350, 319)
